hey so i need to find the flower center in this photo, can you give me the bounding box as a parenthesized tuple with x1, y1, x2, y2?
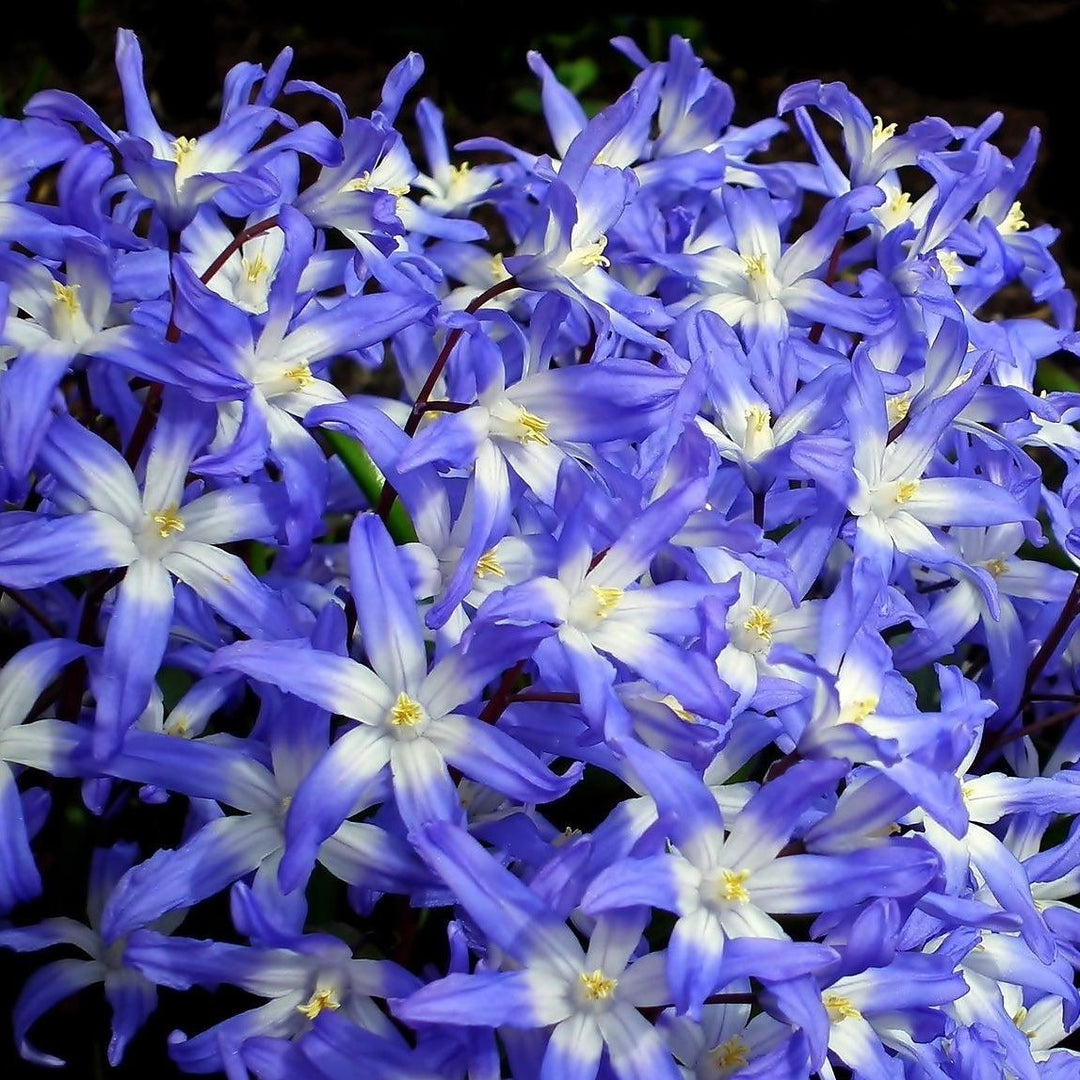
(52, 280, 81, 316)
(823, 993, 862, 1023)
(296, 987, 341, 1020)
(839, 695, 878, 725)
(577, 236, 610, 270)
(742, 605, 775, 645)
(591, 585, 623, 619)
(712, 1035, 750, 1070)
(151, 504, 185, 539)
(388, 691, 424, 728)
(895, 478, 920, 504)
(475, 548, 506, 579)
(170, 136, 200, 183)
(871, 116, 896, 150)
(887, 394, 911, 425)
(717, 868, 751, 903)
(936, 249, 963, 282)
(284, 364, 314, 390)
(578, 969, 617, 1002)
(1000, 201, 1029, 235)
(514, 408, 550, 445)
(242, 253, 271, 283)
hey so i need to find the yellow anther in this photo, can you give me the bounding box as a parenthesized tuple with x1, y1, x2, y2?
(745, 405, 771, 433)
(1000, 201, 1029, 235)
(712, 1036, 750, 1070)
(171, 135, 198, 161)
(1011, 1006, 1036, 1039)
(983, 557, 1009, 578)
(936, 249, 963, 282)
(51, 280, 80, 315)
(284, 364, 314, 389)
(823, 993, 863, 1023)
(887, 394, 911, 425)
(742, 605, 776, 644)
(578, 970, 618, 1001)
(579, 236, 610, 269)
(841, 696, 878, 725)
(743, 252, 769, 279)
(659, 694, 694, 722)
(490, 253, 509, 281)
(167, 716, 189, 737)
(296, 988, 341, 1020)
(871, 116, 897, 150)
(151, 505, 185, 539)
(895, 479, 920, 503)
(719, 868, 751, 903)
(515, 408, 551, 445)
(344, 171, 375, 193)
(448, 161, 471, 182)
(475, 548, 506, 579)
(242, 253, 270, 283)
(591, 586, 623, 619)
(343, 170, 409, 197)
(388, 691, 424, 728)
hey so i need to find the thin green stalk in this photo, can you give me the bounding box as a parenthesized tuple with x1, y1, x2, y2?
(323, 429, 417, 544)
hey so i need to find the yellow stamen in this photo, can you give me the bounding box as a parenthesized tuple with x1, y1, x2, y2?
(475, 548, 505, 579)
(1000, 201, 1029, 235)
(1011, 1006, 1036, 1039)
(342, 170, 409, 197)
(936, 249, 963, 282)
(388, 691, 424, 728)
(887, 394, 911, 425)
(983, 557, 1008, 578)
(895, 479, 920, 503)
(591, 586, 623, 619)
(743, 252, 769, 279)
(579, 236, 610, 269)
(659, 694, 694, 722)
(171, 135, 198, 161)
(745, 405, 771, 433)
(52, 280, 80, 315)
(344, 171, 375, 193)
(578, 970, 617, 1001)
(242, 253, 270, 282)
(296, 988, 341, 1020)
(871, 116, 897, 150)
(284, 364, 314, 389)
(841, 696, 878, 725)
(151, 505, 185, 539)
(719, 868, 751, 903)
(824, 993, 862, 1023)
(742, 605, 775, 644)
(515, 409, 550, 445)
(712, 1036, 750, 1070)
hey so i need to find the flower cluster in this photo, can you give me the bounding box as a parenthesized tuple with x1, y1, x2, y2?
(2, 26, 1080, 1080)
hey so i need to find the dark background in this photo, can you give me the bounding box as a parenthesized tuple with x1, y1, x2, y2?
(2, 2, 1080, 1076)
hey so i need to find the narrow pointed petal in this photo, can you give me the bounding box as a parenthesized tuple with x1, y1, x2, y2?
(209, 639, 393, 719)
(102, 814, 283, 941)
(349, 512, 428, 694)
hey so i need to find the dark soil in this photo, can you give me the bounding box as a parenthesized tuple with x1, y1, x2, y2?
(4, 2, 1080, 301)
